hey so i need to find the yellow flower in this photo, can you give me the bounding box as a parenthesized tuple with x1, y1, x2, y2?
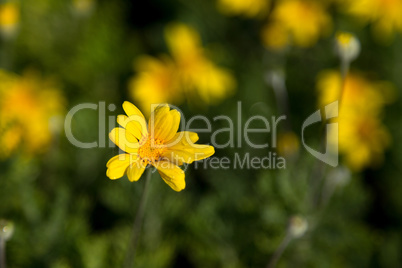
(330, 112, 390, 171)
(262, 0, 331, 49)
(339, 0, 402, 42)
(129, 56, 180, 115)
(107, 102, 215, 191)
(217, 0, 270, 18)
(129, 23, 235, 113)
(317, 70, 394, 114)
(0, 2, 19, 37)
(276, 131, 300, 158)
(72, 0, 95, 15)
(0, 70, 66, 159)
(0, 2, 18, 26)
(165, 23, 236, 104)
(317, 70, 394, 170)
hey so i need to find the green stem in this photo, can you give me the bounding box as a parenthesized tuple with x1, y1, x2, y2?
(124, 168, 152, 268)
(266, 232, 292, 268)
(339, 59, 350, 108)
(0, 237, 5, 268)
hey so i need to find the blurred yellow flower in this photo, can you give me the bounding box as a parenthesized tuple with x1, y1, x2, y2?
(129, 23, 235, 114)
(129, 56, 180, 115)
(0, 70, 66, 159)
(317, 70, 394, 114)
(339, 0, 402, 42)
(165, 24, 236, 104)
(317, 70, 394, 170)
(107, 102, 215, 191)
(329, 112, 390, 171)
(262, 0, 332, 49)
(276, 131, 300, 158)
(0, 2, 19, 37)
(217, 0, 270, 18)
(72, 0, 95, 16)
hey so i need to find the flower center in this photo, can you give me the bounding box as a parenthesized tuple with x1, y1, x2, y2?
(138, 136, 166, 164)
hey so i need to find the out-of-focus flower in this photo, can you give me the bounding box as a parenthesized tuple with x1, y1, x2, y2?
(0, 2, 19, 38)
(262, 0, 332, 49)
(0, 70, 66, 159)
(165, 24, 236, 104)
(72, 0, 95, 16)
(129, 56, 180, 115)
(288, 215, 308, 238)
(261, 22, 289, 50)
(107, 102, 215, 192)
(217, 0, 270, 18)
(330, 113, 390, 170)
(129, 23, 235, 114)
(335, 31, 361, 63)
(0, 219, 14, 241)
(317, 70, 394, 114)
(276, 131, 299, 158)
(338, 0, 402, 42)
(317, 70, 395, 171)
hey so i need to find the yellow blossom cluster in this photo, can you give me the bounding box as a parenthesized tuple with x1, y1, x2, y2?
(0, 70, 66, 159)
(0, 1, 19, 37)
(216, 0, 332, 49)
(317, 70, 394, 171)
(262, 0, 332, 49)
(129, 23, 236, 115)
(338, 0, 402, 42)
(217, 0, 270, 18)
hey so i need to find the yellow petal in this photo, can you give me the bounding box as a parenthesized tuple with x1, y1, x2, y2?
(165, 23, 200, 62)
(154, 161, 185, 191)
(106, 154, 133, 180)
(148, 104, 173, 141)
(166, 131, 199, 146)
(117, 114, 148, 140)
(127, 160, 147, 182)
(163, 144, 215, 164)
(109, 127, 139, 153)
(123, 101, 146, 119)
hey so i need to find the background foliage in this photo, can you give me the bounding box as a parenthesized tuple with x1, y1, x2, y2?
(0, 0, 401, 267)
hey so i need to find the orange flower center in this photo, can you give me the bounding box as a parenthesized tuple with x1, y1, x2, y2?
(138, 136, 166, 163)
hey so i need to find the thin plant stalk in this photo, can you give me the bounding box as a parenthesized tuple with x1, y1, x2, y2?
(339, 59, 350, 108)
(266, 232, 292, 268)
(124, 168, 152, 268)
(310, 58, 351, 209)
(0, 236, 5, 268)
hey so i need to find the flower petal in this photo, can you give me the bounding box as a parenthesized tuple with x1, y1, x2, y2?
(166, 131, 199, 146)
(162, 144, 215, 165)
(117, 114, 148, 140)
(127, 160, 147, 182)
(154, 161, 185, 191)
(106, 154, 133, 180)
(123, 101, 146, 119)
(148, 104, 174, 141)
(109, 127, 139, 153)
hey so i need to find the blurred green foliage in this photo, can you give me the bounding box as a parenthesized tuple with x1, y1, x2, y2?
(0, 0, 401, 267)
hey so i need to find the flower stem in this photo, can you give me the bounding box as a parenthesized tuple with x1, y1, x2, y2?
(266, 233, 292, 268)
(124, 168, 152, 268)
(0, 237, 5, 268)
(339, 59, 350, 107)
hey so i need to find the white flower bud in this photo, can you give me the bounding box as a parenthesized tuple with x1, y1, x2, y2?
(335, 32, 361, 63)
(0, 219, 14, 241)
(288, 216, 308, 239)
